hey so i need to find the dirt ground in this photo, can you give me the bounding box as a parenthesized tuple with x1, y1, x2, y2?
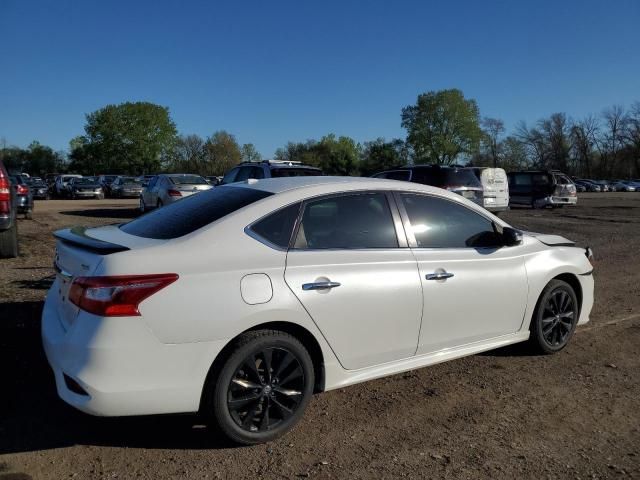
(0, 193, 639, 480)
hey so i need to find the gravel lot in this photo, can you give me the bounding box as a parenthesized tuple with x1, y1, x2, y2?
(1, 193, 639, 480)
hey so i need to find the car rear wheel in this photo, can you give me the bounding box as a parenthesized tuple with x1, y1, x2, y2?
(0, 221, 19, 258)
(204, 330, 314, 445)
(529, 279, 578, 354)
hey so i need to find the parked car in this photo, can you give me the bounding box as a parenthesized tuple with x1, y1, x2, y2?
(574, 180, 601, 192)
(68, 177, 104, 199)
(28, 178, 50, 200)
(610, 181, 637, 192)
(0, 160, 18, 257)
(206, 176, 222, 186)
(220, 160, 323, 185)
(9, 175, 34, 218)
(469, 167, 509, 214)
(507, 170, 577, 208)
(573, 182, 587, 193)
(136, 175, 156, 187)
(54, 174, 83, 198)
(139, 174, 212, 211)
(593, 180, 611, 192)
(372, 165, 484, 205)
(97, 175, 119, 196)
(110, 176, 143, 198)
(42, 177, 595, 444)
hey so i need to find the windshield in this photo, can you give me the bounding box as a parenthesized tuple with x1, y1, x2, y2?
(73, 178, 97, 185)
(120, 186, 273, 239)
(169, 175, 208, 185)
(121, 177, 142, 184)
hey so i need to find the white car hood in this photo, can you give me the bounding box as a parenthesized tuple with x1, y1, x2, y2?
(524, 231, 575, 247)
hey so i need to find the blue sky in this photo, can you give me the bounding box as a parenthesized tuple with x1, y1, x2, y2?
(1, 0, 638, 157)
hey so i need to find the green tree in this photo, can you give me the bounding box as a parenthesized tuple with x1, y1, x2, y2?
(360, 138, 408, 175)
(74, 101, 178, 174)
(203, 131, 242, 175)
(241, 143, 262, 163)
(401, 89, 482, 165)
(481, 117, 505, 168)
(169, 134, 206, 174)
(274, 135, 361, 175)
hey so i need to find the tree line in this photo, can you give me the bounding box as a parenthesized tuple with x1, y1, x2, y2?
(1, 92, 639, 179)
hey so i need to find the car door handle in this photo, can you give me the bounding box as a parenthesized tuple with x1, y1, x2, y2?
(425, 272, 454, 281)
(302, 281, 341, 291)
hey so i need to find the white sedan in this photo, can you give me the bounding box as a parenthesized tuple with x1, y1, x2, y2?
(42, 177, 594, 444)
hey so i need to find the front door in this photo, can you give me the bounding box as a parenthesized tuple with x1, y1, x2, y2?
(284, 192, 423, 370)
(397, 192, 528, 354)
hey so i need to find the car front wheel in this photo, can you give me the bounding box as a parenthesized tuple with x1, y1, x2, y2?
(529, 279, 579, 354)
(204, 330, 315, 445)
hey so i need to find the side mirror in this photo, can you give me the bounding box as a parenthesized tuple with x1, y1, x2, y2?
(502, 227, 523, 246)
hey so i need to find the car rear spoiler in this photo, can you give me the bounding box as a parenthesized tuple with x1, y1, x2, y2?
(53, 226, 130, 254)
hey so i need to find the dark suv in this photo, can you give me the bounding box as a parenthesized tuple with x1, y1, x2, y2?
(0, 161, 19, 257)
(371, 165, 484, 205)
(507, 170, 577, 208)
(220, 160, 323, 185)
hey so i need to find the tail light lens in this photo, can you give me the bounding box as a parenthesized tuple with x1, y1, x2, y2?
(0, 175, 10, 202)
(16, 184, 29, 195)
(69, 274, 178, 317)
(168, 189, 182, 197)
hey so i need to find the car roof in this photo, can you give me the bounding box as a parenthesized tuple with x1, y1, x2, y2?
(229, 175, 451, 196)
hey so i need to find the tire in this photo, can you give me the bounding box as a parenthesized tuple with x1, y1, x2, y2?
(204, 330, 315, 445)
(529, 279, 579, 354)
(0, 221, 19, 258)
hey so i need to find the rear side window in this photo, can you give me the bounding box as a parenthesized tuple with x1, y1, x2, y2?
(294, 193, 398, 249)
(120, 187, 272, 239)
(249, 203, 301, 249)
(401, 194, 502, 248)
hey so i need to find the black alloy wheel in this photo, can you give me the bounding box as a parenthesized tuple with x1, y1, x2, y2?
(529, 279, 579, 354)
(206, 330, 314, 445)
(227, 347, 305, 433)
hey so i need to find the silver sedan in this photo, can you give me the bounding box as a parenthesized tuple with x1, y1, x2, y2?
(139, 174, 212, 211)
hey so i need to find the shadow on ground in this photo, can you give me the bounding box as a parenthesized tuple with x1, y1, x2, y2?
(0, 301, 236, 454)
(59, 208, 140, 219)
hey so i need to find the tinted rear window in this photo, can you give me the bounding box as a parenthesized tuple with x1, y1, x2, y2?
(270, 168, 322, 178)
(169, 175, 208, 185)
(411, 168, 481, 188)
(120, 186, 273, 239)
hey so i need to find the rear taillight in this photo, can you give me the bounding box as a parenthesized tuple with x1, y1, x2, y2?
(16, 184, 29, 195)
(168, 189, 182, 197)
(0, 176, 10, 202)
(69, 274, 178, 317)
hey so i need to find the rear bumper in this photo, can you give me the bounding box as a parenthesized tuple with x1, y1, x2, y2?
(537, 196, 577, 206)
(41, 284, 226, 416)
(72, 191, 101, 197)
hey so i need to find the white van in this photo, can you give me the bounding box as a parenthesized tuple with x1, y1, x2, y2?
(470, 167, 509, 214)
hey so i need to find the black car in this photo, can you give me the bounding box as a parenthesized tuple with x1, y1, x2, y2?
(0, 160, 19, 257)
(68, 177, 105, 199)
(220, 160, 323, 185)
(371, 165, 484, 205)
(28, 178, 50, 199)
(507, 170, 577, 208)
(9, 175, 34, 219)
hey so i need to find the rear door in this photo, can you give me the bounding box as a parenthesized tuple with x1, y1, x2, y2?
(481, 168, 509, 208)
(284, 191, 423, 370)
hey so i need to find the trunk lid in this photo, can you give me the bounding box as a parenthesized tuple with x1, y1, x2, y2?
(52, 225, 163, 329)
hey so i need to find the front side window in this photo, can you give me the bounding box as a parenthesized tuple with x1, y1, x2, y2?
(294, 193, 398, 249)
(401, 194, 502, 248)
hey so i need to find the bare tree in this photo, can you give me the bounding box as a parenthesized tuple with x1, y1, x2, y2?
(481, 117, 505, 167)
(570, 116, 599, 177)
(595, 105, 625, 177)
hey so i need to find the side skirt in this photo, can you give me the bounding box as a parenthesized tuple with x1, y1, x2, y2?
(324, 331, 530, 391)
